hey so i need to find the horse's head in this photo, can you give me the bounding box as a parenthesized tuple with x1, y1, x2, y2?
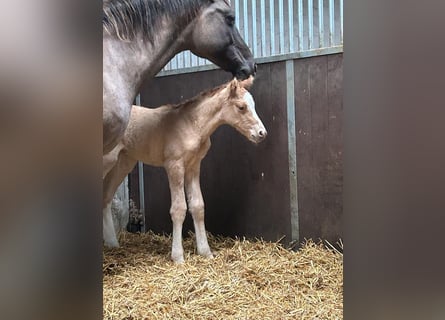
(188, 0, 256, 79)
(221, 77, 267, 143)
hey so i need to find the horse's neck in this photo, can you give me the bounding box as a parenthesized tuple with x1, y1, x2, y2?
(103, 21, 187, 103)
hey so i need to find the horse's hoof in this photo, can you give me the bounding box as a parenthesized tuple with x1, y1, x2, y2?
(172, 256, 185, 264)
(171, 252, 185, 264)
(104, 240, 120, 248)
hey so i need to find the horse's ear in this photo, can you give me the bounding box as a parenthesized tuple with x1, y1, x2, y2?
(240, 76, 254, 89)
(229, 78, 239, 97)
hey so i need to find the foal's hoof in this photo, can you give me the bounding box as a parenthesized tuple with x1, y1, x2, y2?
(199, 250, 214, 259)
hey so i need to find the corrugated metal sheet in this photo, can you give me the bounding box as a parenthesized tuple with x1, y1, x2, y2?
(162, 0, 343, 72)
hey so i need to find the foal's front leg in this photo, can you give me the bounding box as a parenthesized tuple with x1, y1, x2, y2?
(185, 164, 213, 258)
(166, 162, 187, 263)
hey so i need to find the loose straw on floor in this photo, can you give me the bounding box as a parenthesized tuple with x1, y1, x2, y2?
(103, 231, 343, 320)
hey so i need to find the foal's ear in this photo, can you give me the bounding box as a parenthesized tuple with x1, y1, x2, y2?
(240, 76, 254, 89)
(229, 78, 240, 97)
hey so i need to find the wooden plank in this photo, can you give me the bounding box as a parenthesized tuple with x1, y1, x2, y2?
(324, 53, 343, 241)
(227, 61, 291, 241)
(294, 53, 343, 243)
(294, 57, 313, 243)
(307, 55, 329, 240)
(199, 62, 291, 241)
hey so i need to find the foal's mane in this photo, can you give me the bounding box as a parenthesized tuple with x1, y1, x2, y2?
(103, 0, 206, 42)
(170, 82, 229, 109)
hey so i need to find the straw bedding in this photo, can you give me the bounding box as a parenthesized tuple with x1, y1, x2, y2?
(103, 231, 343, 320)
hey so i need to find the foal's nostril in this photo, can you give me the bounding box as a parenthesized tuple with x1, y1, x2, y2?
(259, 130, 267, 138)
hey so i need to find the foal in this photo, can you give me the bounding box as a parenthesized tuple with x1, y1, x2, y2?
(103, 77, 267, 263)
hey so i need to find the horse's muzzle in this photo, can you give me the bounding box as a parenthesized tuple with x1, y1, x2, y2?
(236, 62, 257, 80)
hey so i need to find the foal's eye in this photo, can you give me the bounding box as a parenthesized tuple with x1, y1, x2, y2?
(237, 104, 246, 111)
(226, 15, 235, 26)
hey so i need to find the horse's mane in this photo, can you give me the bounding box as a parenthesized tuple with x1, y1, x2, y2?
(170, 82, 229, 109)
(103, 0, 205, 42)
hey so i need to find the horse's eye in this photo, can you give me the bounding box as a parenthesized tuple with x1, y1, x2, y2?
(226, 15, 235, 26)
(237, 104, 245, 111)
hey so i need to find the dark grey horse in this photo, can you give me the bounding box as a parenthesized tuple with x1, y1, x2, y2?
(103, 0, 256, 154)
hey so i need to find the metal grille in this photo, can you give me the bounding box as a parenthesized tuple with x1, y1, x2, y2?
(161, 0, 343, 73)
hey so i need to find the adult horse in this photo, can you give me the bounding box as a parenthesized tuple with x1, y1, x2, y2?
(103, 0, 257, 154)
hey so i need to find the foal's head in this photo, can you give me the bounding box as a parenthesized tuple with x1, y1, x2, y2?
(220, 77, 267, 144)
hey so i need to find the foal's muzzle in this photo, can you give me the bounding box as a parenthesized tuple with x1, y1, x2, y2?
(251, 128, 267, 144)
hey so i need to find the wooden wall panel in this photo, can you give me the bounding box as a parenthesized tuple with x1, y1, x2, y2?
(129, 53, 343, 243)
(294, 54, 343, 242)
(136, 64, 292, 242)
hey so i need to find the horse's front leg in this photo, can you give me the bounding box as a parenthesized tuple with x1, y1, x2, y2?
(185, 163, 213, 258)
(166, 162, 187, 263)
(103, 153, 137, 248)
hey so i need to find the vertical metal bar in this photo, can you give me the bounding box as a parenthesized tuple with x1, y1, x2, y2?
(285, 60, 299, 244)
(191, 53, 197, 67)
(171, 54, 177, 70)
(278, 0, 284, 53)
(340, 0, 343, 43)
(137, 161, 145, 232)
(329, 0, 335, 46)
(135, 94, 146, 232)
(184, 51, 188, 68)
(252, 0, 257, 58)
(269, 0, 275, 55)
(188, 50, 193, 68)
(233, 0, 240, 62)
(308, 0, 313, 50)
(288, 0, 294, 53)
(260, 0, 266, 57)
(299, 0, 304, 51)
(243, 0, 249, 45)
(235, 0, 240, 28)
(318, 0, 324, 48)
(178, 52, 183, 69)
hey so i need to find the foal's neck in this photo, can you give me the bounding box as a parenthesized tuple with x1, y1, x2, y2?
(185, 93, 226, 140)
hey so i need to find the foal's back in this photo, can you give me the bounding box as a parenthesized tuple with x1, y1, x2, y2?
(121, 104, 205, 167)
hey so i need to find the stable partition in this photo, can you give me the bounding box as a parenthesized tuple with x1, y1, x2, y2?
(129, 53, 343, 244)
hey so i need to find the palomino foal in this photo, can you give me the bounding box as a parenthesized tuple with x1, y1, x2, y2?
(103, 77, 267, 263)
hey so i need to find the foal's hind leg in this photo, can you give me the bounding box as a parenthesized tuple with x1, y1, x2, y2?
(185, 163, 213, 258)
(165, 161, 187, 263)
